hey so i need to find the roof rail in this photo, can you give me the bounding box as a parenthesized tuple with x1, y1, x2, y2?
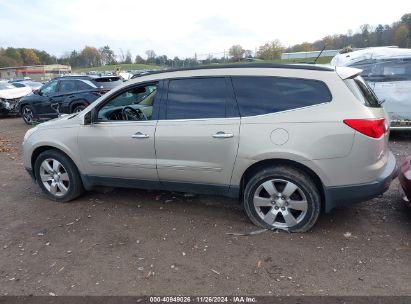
(131, 63, 334, 79)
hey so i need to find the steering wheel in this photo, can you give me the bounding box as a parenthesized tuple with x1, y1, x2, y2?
(121, 106, 147, 121)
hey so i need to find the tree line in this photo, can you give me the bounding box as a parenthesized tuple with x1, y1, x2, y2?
(0, 13, 410, 69)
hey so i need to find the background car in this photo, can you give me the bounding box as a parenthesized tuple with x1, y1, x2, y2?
(18, 75, 122, 124)
(0, 81, 31, 116)
(11, 80, 43, 92)
(331, 47, 411, 129)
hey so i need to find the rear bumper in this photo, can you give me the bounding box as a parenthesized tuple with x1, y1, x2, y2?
(324, 151, 398, 212)
(25, 167, 35, 181)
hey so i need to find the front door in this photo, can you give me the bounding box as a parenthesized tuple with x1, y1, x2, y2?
(155, 77, 240, 188)
(78, 82, 160, 181)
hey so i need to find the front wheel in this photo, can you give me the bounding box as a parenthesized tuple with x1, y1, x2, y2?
(34, 149, 84, 202)
(21, 105, 34, 125)
(243, 166, 321, 232)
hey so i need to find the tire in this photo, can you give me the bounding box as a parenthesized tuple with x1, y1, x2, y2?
(21, 105, 35, 125)
(72, 104, 86, 113)
(34, 149, 84, 202)
(243, 166, 321, 232)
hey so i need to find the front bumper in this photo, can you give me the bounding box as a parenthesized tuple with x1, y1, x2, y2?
(324, 151, 398, 212)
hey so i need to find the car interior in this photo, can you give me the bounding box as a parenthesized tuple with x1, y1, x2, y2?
(97, 84, 157, 121)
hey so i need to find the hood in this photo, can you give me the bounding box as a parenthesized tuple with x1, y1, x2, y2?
(0, 86, 31, 99)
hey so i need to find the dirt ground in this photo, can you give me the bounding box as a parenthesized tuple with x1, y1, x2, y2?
(0, 117, 410, 296)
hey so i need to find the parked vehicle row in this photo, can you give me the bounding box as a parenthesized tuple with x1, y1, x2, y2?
(18, 75, 122, 124)
(22, 63, 398, 232)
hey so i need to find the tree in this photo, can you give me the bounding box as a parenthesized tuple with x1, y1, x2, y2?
(400, 13, 411, 46)
(375, 24, 384, 46)
(5, 48, 22, 64)
(395, 24, 409, 47)
(124, 50, 132, 64)
(21, 49, 40, 65)
(360, 24, 370, 47)
(256, 40, 284, 60)
(145, 50, 156, 64)
(135, 55, 145, 64)
(99, 46, 116, 65)
(228, 45, 245, 61)
(293, 42, 314, 52)
(80, 46, 101, 67)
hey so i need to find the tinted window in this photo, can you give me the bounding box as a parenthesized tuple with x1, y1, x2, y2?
(59, 80, 76, 92)
(351, 58, 411, 82)
(344, 76, 381, 107)
(166, 78, 228, 119)
(76, 80, 94, 90)
(232, 76, 332, 117)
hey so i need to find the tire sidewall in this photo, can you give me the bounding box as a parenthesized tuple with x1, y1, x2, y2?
(244, 168, 320, 232)
(34, 150, 81, 202)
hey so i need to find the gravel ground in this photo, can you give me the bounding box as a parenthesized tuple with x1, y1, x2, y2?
(0, 117, 410, 296)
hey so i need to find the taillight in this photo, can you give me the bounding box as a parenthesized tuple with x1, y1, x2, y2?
(343, 118, 388, 139)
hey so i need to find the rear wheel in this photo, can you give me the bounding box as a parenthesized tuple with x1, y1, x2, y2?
(34, 149, 84, 202)
(72, 105, 86, 113)
(21, 105, 34, 125)
(243, 166, 321, 232)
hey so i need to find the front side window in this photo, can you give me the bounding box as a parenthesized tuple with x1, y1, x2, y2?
(59, 80, 76, 92)
(166, 78, 228, 120)
(97, 83, 158, 121)
(40, 80, 58, 95)
(231, 76, 332, 117)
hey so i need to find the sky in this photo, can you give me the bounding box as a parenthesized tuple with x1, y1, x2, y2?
(0, 0, 409, 60)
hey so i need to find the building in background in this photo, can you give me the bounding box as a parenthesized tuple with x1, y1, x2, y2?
(0, 64, 71, 82)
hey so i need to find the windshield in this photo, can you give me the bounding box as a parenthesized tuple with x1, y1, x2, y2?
(0, 82, 17, 90)
(344, 76, 381, 107)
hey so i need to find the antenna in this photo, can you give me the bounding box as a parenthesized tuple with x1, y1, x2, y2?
(314, 45, 326, 64)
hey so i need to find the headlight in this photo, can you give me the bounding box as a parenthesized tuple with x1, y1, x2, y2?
(23, 126, 38, 143)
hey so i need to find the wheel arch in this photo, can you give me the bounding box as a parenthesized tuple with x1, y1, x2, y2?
(240, 158, 326, 211)
(31, 145, 81, 180)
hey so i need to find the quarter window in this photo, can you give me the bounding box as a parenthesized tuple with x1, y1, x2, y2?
(231, 76, 332, 117)
(166, 78, 228, 120)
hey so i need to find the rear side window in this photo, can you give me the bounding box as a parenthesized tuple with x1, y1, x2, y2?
(166, 78, 228, 119)
(344, 76, 381, 107)
(231, 76, 332, 117)
(76, 80, 96, 90)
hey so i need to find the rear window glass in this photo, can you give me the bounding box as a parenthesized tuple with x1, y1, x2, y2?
(350, 58, 411, 82)
(344, 76, 381, 107)
(93, 77, 122, 90)
(231, 76, 332, 117)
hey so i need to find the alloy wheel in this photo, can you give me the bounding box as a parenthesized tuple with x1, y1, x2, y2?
(253, 179, 308, 229)
(39, 158, 70, 197)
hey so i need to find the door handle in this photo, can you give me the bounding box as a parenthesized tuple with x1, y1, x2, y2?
(212, 131, 234, 139)
(131, 132, 149, 139)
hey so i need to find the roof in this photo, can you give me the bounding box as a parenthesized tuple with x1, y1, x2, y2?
(131, 63, 335, 79)
(331, 47, 411, 66)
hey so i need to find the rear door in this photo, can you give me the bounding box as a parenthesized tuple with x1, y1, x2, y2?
(155, 77, 240, 190)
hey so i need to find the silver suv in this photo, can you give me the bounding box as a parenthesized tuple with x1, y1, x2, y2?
(22, 64, 398, 232)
